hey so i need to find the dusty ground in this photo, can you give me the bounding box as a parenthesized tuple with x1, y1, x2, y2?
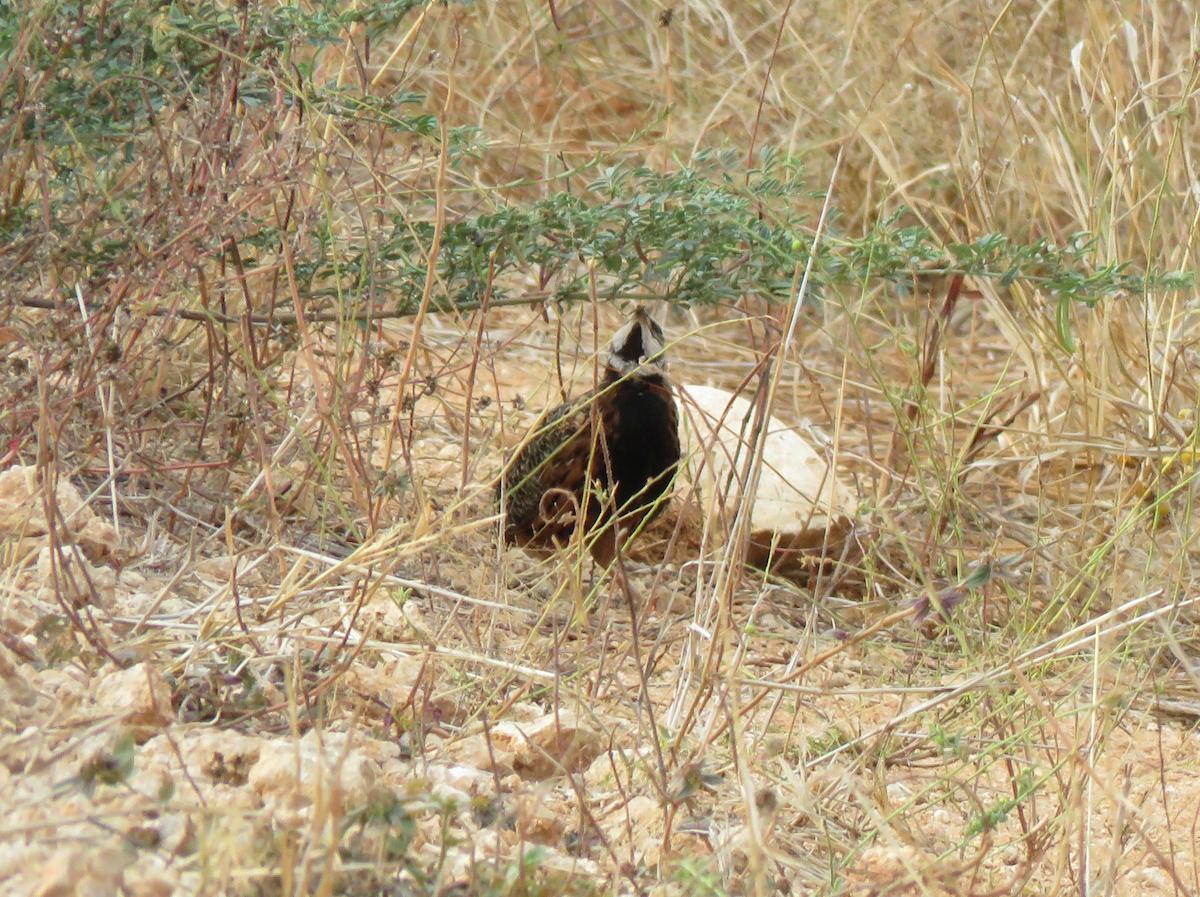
(4, 300, 1200, 896)
(7, 1, 1200, 894)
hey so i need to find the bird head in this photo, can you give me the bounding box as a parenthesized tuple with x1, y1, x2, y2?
(605, 307, 669, 379)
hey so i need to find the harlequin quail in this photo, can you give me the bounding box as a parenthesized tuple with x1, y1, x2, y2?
(499, 308, 681, 566)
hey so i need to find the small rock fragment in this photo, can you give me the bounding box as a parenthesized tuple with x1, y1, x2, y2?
(517, 796, 566, 844)
(491, 711, 603, 780)
(0, 466, 119, 564)
(77, 517, 119, 565)
(0, 644, 39, 718)
(120, 870, 176, 897)
(36, 546, 117, 608)
(93, 663, 173, 739)
(32, 848, 85, 897)
(444, 733, 515, 777)
(32, 846, 134, 897)
(248, 731, 379, 822)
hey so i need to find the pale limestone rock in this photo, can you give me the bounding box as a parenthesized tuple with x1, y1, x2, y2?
(444, 763, 495, 796)
(32, 846, 133, 897)
(508, 701, 544, 722)
(424, 760, 494, 802)
(81, 847, 135, 895)
(144, 730, 264, 787)
(443, 733, 515, 777)
(584, 750, 620, 789)
(35, 545, 117, 608)
(584, 744, 656, 791)
(343, 655, 459, 724)
(677, 384, 858, 574)
(0, 466, 118, 564)
(516, 796, 565, 844)
(0, 844, 38, 892)
(0, 644, 39, 719)
(355, 737, 401, 765)
(537, 848, 600, 880)
(620, 794, 665, 866)
(490, 711, 603, 780)
(120, 870, 175, 897)
(621, 794, 660, 828)
(429, 781, 471, 809)
(248, 730, 378, 819)
(76, 517, 119, 565)
(0, 466, 62, 537)
(150, 812, 196, 856)
(32, 848, 85, 897)
(379, 757, 416, 787)
(92, 663, 172, 738)
(342, 655, 425, 706)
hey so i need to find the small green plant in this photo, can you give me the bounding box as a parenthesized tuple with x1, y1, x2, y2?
(964, 766, 1039, 839)
(929, 724, 965, 759)
(672, 856, 728, 896)
(77, 732, 136, 796)
(343, 786, 418, 863)
(807, 726, 852, 756)
(353, 156, 1191, 326)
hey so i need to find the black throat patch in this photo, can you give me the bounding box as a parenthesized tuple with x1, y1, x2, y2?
(616, 323, 645, 363)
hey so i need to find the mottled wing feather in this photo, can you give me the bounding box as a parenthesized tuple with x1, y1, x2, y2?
(500, 396, 597, 547)
(500, 366, 681, 564)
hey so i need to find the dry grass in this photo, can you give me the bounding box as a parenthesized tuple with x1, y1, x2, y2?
(5, 1, 1200, 895)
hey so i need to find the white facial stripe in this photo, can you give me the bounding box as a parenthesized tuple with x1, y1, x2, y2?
(606, 311, 668, 377)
